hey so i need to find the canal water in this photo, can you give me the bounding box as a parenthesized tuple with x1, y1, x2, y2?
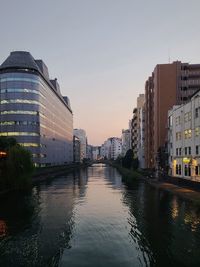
(0, 164, 200, 267)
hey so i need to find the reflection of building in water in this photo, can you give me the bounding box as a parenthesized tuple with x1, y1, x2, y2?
(0, 220, 7, 237)
(0, 169, 89, 266)
(123, 183, 200, 266)
(171, 198, 179, 219)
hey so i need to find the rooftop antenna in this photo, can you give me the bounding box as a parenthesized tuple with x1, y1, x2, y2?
(168, 48, 171, 63)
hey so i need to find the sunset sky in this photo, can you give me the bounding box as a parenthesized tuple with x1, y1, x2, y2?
(0, 0, 200, 145)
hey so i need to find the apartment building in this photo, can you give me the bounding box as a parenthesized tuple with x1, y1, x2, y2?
(131, 94, 145, 167)
(145, 61, 200, 169)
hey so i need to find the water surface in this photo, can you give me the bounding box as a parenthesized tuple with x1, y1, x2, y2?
(0, 164, 200, 266)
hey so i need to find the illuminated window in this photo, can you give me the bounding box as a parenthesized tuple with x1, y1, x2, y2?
(19, 143, 39, 147)
(1, 110, 38, 115)
(32, 153, 47, 158)
(0, 99, 45, 108)
(0, 121, 39, 126)
(195, 127, 200, 136)
(184, 129, 192, 139)
(0, 88, 43, 97)
(0, 132, 39, 137)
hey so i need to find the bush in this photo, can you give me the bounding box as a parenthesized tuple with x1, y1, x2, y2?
(5, 145, 34, 188)
(0, 138, 34, 190)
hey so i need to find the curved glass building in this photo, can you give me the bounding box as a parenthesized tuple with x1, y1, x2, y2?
(0, 51, 73, 167)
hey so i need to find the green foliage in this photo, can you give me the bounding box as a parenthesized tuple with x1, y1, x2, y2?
(0, 137, 34, 190)
(132, 158, 139, 170)
(0, 137, 17, 150)
(122, 149, 136, 169)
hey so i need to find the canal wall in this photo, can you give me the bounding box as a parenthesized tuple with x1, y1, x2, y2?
(109, 161, 200, 207)
(0, 163, 90, 196)
(32, 163, 91, 184)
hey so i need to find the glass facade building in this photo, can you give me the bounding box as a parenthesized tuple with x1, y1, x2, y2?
(0, 51, 73, 166)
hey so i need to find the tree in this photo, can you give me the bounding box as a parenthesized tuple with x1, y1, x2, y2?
(0, 137, 17, 150)
(132, 158, 139, 170)
(122, 149, 134, 169)
(0, 137, 34, 190)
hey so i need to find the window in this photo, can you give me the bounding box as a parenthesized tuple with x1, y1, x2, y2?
(176, 164, 178, 175)
(178, 165, 181, 175)
(195, 166, 200, 176)
(176, 132, 182, 141)
(188, 147, 191, 155)
(169, 116, 173, 127)
(195, 108, 199, 118)
(0, 132, 39, 137)
(175, 116, 181, 125)
(188, 165, 191, 176)
(195, 127, 200, 136)
(176, 148, 178, 156)
(179, 148, 182, 156)
(196, 145, 199, 155)
(184, 112, 191, 122)
(184, 129, 192, 139)
(0, 99, 45, 108)
(1, 110, 38, 115)
(185, 165, 188, 176)
(185, 147, 187, 155)
(181, 97, 188, 101)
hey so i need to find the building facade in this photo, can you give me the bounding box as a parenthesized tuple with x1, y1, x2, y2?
(0, 51, 73, 166)
(168, 90, 200, 181)
(121, 129, 131, 156)
(73, 135, 81, 163)
(131, 94, 145, 168)
(73, 129, 87, 161)
(101, 137, 122, 160)
(145, 61, 200, 169)
(131, 108, 138, 158)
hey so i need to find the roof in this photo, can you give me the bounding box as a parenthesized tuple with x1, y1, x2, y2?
(0, 51, 41, 72)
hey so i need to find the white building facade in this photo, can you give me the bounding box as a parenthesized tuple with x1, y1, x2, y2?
(168, 90, 200, 181)
(101, 137, 122, 160)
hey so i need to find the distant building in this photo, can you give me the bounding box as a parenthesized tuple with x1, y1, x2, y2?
(131, 94, 145, 168)
(73, 129, 87, 161)
(145, 61, 200, 169)
(131, 108, 138, 158)
(0, 51, 73, 167)
(73, 135, 81, 163)
(92, 146, 101, 161)
(87, 145, 93, 161)
(168, 90, 200, 181)
(101, 137, 122, 160)
(121, 129, 131, 156)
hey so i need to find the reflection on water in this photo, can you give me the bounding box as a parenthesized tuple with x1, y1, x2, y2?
(0, 164, 200, 266)
(0, 220, 7, 237)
